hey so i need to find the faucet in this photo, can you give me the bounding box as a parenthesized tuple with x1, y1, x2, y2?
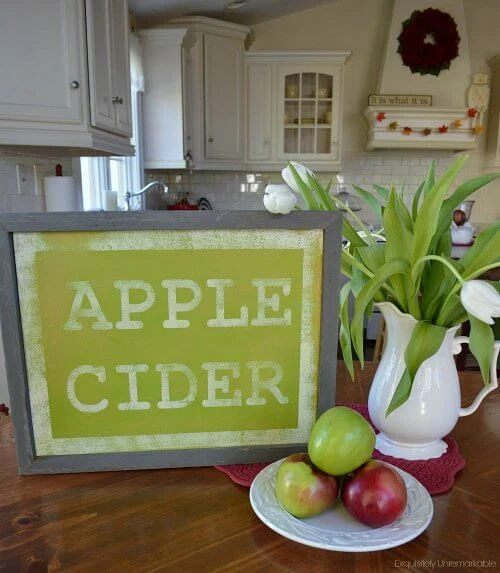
(125, 181, 168, 211)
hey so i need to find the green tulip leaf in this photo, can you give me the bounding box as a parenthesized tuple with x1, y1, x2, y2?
(468, 315, 494, 386)
(356, 243, 386, 273)
(436, 293, 466, 327)
(412, 155, 467, 276)
(341, 256, 353, 279)
(287, 162, 321, 211)
(351, 265, 368, 297)
(372, 184, 390, 202)
(351, 259, 410, 366)
(351, 185, 383, 220)
(386, 321, 447, 416)
(422, 258, 464, 323)
(412, 181, 425, 221)
(343, 219, 369, 253)
(422, 160, 436, 197)
(306, 172, 336, 211)
(460, 220, 500, 279)
(431, 172, 500, 253)
(394, 191, 414, 233)
(339, 282, 354, 380)
(383, 190, 413, 309)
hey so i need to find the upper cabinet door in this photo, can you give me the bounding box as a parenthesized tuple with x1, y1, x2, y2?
(110, 0, 132, 137)
(86, 0, 131, 136)
(247, 64, 273, 161)
(204, 34, 244, 161)
(86, 0, 116, 132)
(0, 0, 82, 124)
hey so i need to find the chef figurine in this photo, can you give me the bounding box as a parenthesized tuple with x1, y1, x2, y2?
(467, 73, 490, 126)
(451, 209, 474, 246)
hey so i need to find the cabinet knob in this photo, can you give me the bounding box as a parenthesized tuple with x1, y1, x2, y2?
(70, 81, 80, 90)
(208, 136, 214, 143)
(112, 96, 124, 105)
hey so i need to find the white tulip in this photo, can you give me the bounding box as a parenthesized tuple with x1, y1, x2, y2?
(460, 280, 500, 325)
(263, 184, 297, 215)
(281, 162, 315, 194)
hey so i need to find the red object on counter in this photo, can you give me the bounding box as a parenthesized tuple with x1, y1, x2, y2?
(167, 199, 199, 211)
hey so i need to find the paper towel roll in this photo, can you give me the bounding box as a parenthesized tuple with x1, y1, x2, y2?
(44, 176, 79, 212)
(104, 189, 118, 211)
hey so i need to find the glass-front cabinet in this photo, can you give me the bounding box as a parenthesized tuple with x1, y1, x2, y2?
(281, 69, 337, 159)
(245, 53, 350, 171)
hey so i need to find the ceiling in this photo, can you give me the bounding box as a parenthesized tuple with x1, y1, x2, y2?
(128, 0, 338, 27)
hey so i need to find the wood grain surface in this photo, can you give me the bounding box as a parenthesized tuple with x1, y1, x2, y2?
(0, 362, 498, 573)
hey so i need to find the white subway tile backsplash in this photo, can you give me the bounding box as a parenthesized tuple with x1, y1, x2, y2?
(366, 156, 384, 166)
(392, 165, 410, 176)
(146, 149, 484, 216)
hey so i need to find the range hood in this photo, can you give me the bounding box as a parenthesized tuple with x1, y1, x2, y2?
(364, 0, 478, 151)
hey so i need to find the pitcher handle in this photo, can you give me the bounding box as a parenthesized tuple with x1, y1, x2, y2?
(453, 336, 500, 417)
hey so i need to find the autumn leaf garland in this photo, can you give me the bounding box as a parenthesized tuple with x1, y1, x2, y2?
(374, 108, 483, 136)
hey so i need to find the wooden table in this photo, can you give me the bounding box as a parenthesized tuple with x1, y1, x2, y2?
(0, 363, 499, 572)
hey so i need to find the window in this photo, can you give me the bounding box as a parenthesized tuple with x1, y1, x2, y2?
(81, 34, 144, 211)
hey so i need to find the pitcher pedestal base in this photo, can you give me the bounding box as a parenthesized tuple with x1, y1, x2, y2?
(375, 433, 448, 460)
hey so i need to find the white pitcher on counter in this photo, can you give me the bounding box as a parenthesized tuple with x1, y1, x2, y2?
(368, 302, 500, 460)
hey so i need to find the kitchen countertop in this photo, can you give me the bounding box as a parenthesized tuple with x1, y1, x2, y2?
(0, 362, 498, 572)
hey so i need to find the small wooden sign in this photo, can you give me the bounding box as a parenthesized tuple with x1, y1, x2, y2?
(368, 94, 432, 106)
(0, 211, 342, 474)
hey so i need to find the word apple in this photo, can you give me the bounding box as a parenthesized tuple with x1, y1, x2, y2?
(308, 406, 375, 475)
(341, 460, 407, 527)
(274, 453, 339, 518)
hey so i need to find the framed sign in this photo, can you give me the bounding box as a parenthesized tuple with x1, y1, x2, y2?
(0, 211, 342, 474)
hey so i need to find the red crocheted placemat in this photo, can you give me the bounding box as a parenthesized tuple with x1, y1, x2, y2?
(214, 403, 465, 496)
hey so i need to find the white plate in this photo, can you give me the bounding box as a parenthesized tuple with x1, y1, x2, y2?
(249, 459, 433, 552)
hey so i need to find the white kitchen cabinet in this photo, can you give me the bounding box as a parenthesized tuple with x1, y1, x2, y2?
(141, 17, 250, 170)
(247, 65, 273, 162)
(0, 0, 133, 156)
(140, 29, 188, 169)
(204, 33, 244, 161)
(86, 0, 132, 137)
(0, 0, 82, 124)
(245, 52, 350, 171)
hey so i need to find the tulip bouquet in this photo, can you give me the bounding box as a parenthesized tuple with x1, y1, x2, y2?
(264, 156, 500, 415)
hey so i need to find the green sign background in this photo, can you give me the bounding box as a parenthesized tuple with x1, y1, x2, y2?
(15, 230, 323, 455)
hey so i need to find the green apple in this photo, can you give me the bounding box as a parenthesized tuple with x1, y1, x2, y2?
(308, 406, 376, 475)
(274, 453, 339, 518)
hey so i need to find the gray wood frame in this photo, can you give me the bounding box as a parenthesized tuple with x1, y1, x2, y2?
(0, 211, 342, 474)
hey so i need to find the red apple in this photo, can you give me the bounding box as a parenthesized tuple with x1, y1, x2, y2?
(341, 460, 407, 527)
(274, 453, 339, 518)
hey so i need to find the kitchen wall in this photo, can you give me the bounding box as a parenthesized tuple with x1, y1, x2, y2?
(0, 152, 72, 406)
(0, 151, 72, 213)
(248, 0, 500, 224)
(149, 0, 499, 224)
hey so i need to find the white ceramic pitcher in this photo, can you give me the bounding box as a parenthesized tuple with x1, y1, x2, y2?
(368, 302, 500, 460)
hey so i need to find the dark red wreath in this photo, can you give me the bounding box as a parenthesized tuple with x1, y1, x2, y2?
(397, 8, 460, 76)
